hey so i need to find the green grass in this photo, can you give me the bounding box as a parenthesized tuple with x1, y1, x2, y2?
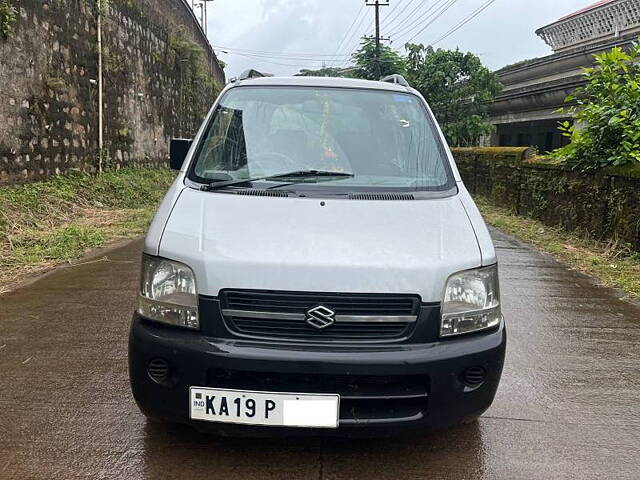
(476, 197, 640, 300)
(12, 226, 106, 263)
(0, 168, 175, 291)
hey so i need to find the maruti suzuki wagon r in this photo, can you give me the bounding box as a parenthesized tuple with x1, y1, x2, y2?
(129, 72, 506, 436)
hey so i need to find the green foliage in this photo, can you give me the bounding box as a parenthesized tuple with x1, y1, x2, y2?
(0, 0, 17, 39)
(103, 47, 125, 74)
(45, 77, 68, 93)
(476, 197, 640, 299)
(169, 29, 219, 131)
(13, 225, 105, 262)
(555, 42, 640, 171)
(85, 168, 175, 208)
(0, 168, 176, 288)
(97, 0, 110, 17)
(405, 44, 501, 147)
(296, 66, 349, 77)
(170, 30, 208, 82)
(349, 38, 406, 80)
(0, 168, 175, 251)
(0, 168, 175, 223)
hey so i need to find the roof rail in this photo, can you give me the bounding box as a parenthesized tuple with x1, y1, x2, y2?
(238, 69, 274, 81)
(380, 74, 410, 87)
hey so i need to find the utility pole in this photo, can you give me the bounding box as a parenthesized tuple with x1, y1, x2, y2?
(366, 0, 389, 79)
(97, 0, 104, 173)
(202, 0, 215, 37)
(194, 3, 204, 30)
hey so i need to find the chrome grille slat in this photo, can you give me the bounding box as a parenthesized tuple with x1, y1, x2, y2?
(222, 309, 417, 323)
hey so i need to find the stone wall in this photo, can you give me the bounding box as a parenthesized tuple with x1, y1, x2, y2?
(453, 147, 640, 251)
(0, 0, 225, 185)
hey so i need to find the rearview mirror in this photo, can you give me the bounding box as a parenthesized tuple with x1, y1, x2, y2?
(169, 138, 193, 170)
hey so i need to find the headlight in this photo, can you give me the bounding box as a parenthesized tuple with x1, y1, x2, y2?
(138, 255, 199, 330)
(440, 265, 501, 337)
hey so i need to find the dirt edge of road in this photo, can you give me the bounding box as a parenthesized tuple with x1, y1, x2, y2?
(1, 236, 144, 293)
(478, 197, 640, 304)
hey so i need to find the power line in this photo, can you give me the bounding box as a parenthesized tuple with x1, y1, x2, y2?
(211, 44, 350, 59)
(341, 8, 376, 66)
(401, 0, 460, 44)
(333, 2, 366, 60)
(227, 50, 403, 73)
(335, 8, 373, 66)
(218, 50, 350, 61)
(339, 1, 394, 69)
(226, 52, 337, 69)
(379, 0, 407, 28)
(381, 0, 420, 31)
(430, 0, 496, 46)
(221, 51, 351, 62)
(388, 0, 450, 40)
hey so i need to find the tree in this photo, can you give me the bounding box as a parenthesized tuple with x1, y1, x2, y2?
(555, 42, 640, 171)
(405, 44, 501, 147)
(296, 66, 348, 77)
(350, 38, 406, 81)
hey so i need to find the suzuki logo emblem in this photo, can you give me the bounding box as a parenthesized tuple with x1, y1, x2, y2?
(305, 305, 336, 329)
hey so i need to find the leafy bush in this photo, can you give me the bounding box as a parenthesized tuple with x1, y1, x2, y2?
(555, 42, 640, 171)
(0, 0, 17, 39)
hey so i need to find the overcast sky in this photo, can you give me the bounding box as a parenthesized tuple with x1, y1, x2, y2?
(203, 0, 591, 78)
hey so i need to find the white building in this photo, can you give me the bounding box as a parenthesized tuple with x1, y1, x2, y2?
(490, 0, 640, 151)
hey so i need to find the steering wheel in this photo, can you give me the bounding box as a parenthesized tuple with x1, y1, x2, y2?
(250, 152, 298, 176)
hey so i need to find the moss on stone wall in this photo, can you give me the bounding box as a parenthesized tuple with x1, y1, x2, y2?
(0, 0, 224, 185)
(0, 0, 17, 39)
(452, 147, 640, 251)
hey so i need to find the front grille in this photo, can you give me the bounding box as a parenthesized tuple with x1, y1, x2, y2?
(231, 318, 409, 340)
(219, 290, 421, 343)
(222, 290, 419, 315)
(206, 369, 429, 424)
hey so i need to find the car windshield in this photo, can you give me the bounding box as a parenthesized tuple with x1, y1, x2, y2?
(189, 86, 455, 193)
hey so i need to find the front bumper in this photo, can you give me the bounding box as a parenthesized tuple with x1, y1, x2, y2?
(129, 314, 506, 436)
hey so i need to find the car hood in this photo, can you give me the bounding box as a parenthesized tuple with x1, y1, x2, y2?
(158, 188, 482, 302)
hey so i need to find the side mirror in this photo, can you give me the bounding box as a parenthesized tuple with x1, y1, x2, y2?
(169, 138, 193, 170)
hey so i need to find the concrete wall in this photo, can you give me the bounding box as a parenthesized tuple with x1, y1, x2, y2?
(0, 0, 225, 185)
(453, 147, 640, 251)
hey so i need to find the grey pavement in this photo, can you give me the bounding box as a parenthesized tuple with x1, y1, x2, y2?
(0, 229, 639, 479)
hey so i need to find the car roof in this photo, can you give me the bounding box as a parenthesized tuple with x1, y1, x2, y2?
(231, 75, 411, 93)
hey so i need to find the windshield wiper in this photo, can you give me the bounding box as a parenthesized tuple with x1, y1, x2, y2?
(200, 170, 354, 192)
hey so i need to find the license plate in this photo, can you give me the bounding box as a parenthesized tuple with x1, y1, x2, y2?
(189, 387, 340, 428)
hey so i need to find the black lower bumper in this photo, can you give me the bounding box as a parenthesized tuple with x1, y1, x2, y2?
(129, 314, 506, 436)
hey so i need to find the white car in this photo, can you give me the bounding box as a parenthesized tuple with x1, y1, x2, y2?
(129, 72, 506, 435)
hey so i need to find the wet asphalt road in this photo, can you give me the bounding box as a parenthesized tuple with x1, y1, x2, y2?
(1, 229, 639, 479)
